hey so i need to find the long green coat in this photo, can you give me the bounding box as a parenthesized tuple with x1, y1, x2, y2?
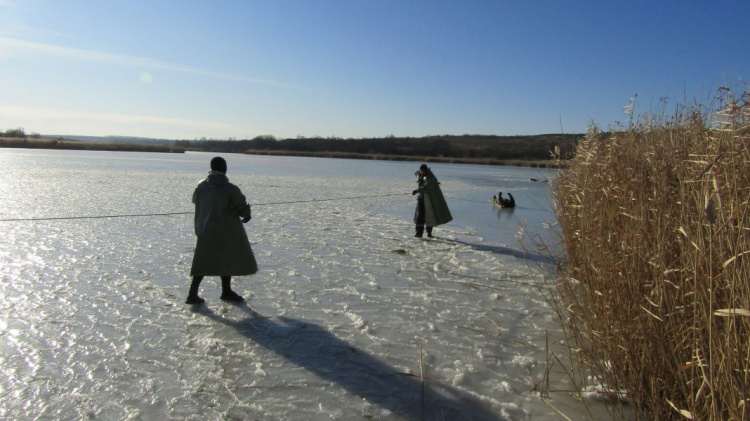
(414, 169, 453, 227)
(190, 172, 258, 276)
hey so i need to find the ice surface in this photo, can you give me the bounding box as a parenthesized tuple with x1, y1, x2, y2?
(0, 150, 630, 420)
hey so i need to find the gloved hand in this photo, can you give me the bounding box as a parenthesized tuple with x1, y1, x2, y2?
(412, 190, 418, 195)
(240, 203, 251, 223)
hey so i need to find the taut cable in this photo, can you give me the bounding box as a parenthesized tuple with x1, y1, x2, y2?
(0, 192, 410, 223)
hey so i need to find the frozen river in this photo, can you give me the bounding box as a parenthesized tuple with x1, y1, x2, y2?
(0, 149, 621, 420)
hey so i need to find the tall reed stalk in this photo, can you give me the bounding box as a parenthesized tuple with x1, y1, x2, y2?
(553, 88, 750, 419)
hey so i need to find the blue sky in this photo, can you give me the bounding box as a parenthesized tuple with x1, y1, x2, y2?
(0, 0, 747, 140)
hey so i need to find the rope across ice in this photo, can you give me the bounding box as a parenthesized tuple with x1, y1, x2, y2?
(0, 192, 411, 223)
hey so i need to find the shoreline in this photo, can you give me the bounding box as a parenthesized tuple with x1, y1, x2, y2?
(0, 137, 567, 167)
(0, 137, 185, 154)
(240, 149, 568, 168)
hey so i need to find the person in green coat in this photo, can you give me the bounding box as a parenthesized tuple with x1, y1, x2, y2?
(186, 157, 258, 304)
(412, 164, 453, 238)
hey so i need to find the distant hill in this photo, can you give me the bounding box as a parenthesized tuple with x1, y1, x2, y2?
(51, 135, 175, 146)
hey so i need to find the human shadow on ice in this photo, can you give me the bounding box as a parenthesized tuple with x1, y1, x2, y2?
(198, 304, 505, 420)
(428, 237, 557, 266)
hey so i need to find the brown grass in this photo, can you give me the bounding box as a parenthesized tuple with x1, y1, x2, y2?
(0, 137, 185, 153)
(552, 88, 750, 419)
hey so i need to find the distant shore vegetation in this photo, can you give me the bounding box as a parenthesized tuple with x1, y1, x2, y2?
(176, 133, 581, 167)
(0, 129, 185, 153)
(1, 127, 581, 167)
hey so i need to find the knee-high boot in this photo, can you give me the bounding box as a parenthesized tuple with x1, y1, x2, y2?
(186, 276, 205, 304)
(220, 276, 244, 302)
(221, 276, 232, 294)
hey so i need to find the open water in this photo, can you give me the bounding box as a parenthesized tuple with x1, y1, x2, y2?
(0, 149, 627, 420)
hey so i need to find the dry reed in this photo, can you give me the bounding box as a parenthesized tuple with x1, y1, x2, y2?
(552, 87, 750, 419)
(0, 137, 184, 153)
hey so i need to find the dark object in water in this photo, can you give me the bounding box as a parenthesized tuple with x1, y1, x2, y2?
(529, 178, 549, 182)
(491, 192, 516, 208)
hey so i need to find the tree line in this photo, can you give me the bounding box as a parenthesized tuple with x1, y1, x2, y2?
(175, 134, 582, 162)
(1, 127, 583, 164)
(0, 128, 40, 138)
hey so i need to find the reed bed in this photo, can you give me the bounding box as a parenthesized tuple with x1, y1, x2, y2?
(552, 88, 750, 420)
(0, 137, 185, 153)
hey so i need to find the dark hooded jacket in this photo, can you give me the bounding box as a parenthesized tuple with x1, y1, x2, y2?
(414, 168, 453, 227)
(190, 171, 258, 276)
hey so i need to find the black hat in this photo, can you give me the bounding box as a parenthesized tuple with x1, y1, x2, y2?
(419, 164, 428, 171)
(210, 156, 227, 173)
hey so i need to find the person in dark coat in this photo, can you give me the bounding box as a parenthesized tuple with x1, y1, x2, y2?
(496, 192, 516, 208)
(186, 157, 258, 304)
(412, 164, 453, 238)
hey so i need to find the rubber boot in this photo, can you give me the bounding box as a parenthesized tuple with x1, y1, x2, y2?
(415, 225, 424, 238)
(426, 226, 433, 238)
(220, 276, 244, 301)
(186, 276, 205, 304)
